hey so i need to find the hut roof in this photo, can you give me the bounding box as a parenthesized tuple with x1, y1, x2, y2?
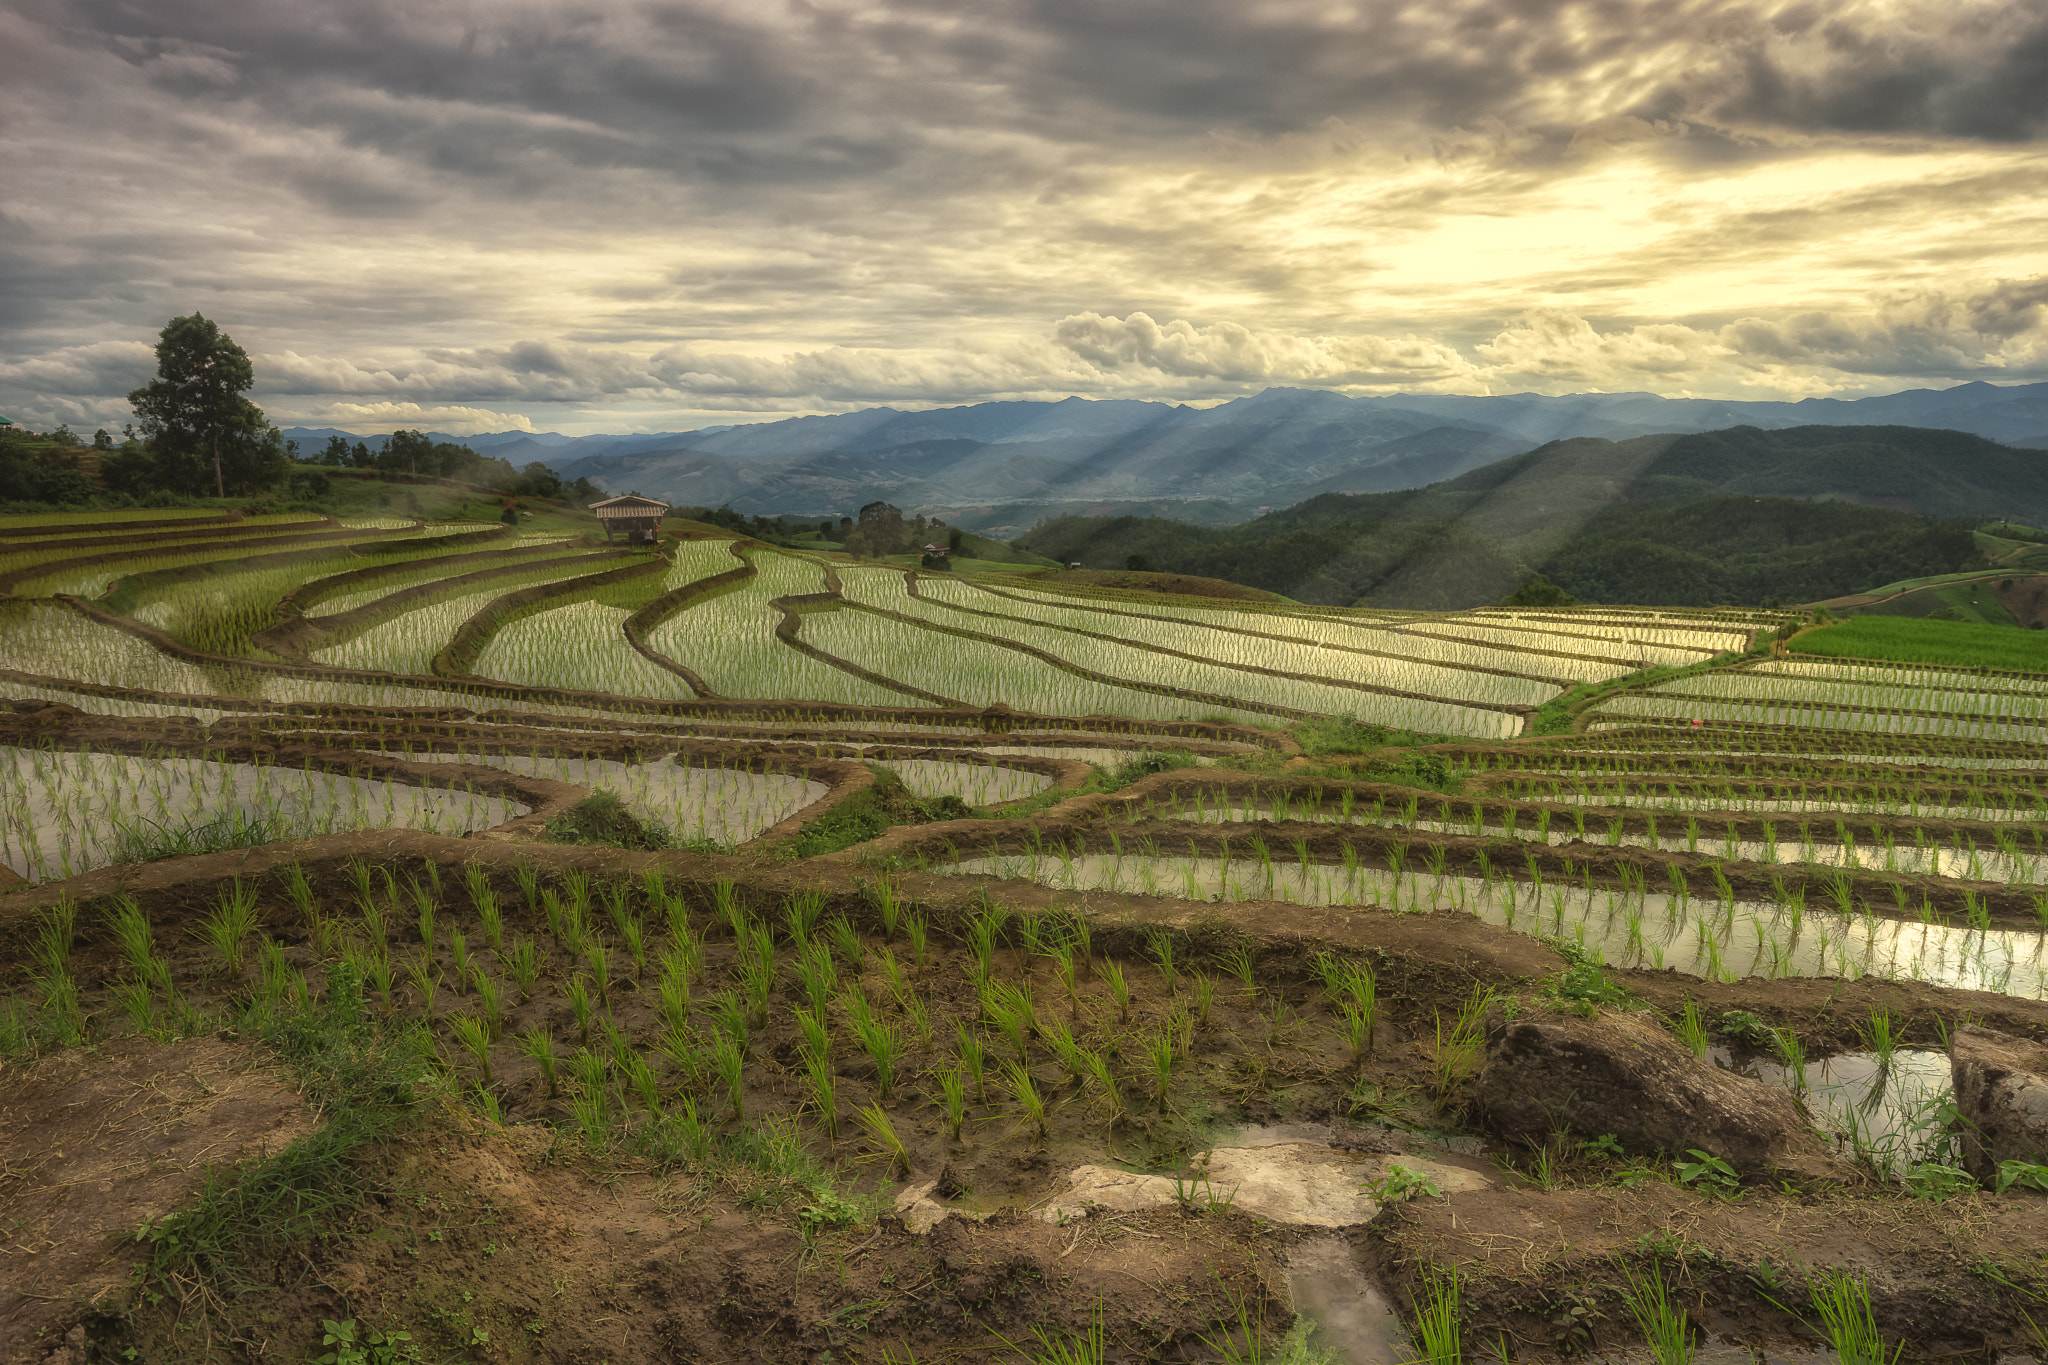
(588, 494, 671, 518)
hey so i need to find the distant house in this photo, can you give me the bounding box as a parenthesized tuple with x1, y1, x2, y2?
(589, 493, 670, 543)
(0, 414, 14, 429)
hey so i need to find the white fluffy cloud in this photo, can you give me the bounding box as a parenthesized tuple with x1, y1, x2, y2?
(285, 402, 540, 436)
(1052, 312, 1476, 386)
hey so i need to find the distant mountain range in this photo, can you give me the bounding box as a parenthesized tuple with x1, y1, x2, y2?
(280, 379, 2048, 535)
(1014, 424, 2048, 610)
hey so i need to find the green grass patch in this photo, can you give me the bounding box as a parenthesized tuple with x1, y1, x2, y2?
(786, 766, 971, 856)
(1534, 651, 1751, 735)
(1792, 615, 2048, 670)
(543, 790, 675, 850)
(135, 964, 434, 1296)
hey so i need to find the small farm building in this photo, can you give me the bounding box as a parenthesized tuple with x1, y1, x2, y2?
(589, 493, 670, 542)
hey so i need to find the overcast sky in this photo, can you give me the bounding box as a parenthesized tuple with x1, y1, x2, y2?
(3, 0, 2045, 435)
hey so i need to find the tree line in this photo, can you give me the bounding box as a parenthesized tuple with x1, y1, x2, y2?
(1, 315, 595, 511)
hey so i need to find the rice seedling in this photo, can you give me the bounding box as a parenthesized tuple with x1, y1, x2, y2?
(853, 1013, 902, 1102)
(542, 888, 565, 945)
(1406, 1266, 1464, 1365)
(804, 1051, 839, 1140)
(938, 1065, 967, 1139)
(1221, 943, 1257, 997)
(1148, 1031, 1176, 1109)
(1148, 931, 1180, 991)
(195, 881, 259, 977)
(622, 1050, 663, 1117)
(1676, 1000, 1709, 1058)
(855, 1101, 912, 1174)
(1793, 1266, 1906, 1365)
(448, 930, 471, 991)
(877, 946, 908, 1008)
(955, 1022, 990, 1102)
(1103, 957, 1133, 1023)
(793, 1004, 831, 1061)
(712, 1030, 746, 1120)
(416, 893, 438, 957)
(586, 942, 616, 1010)
(795, 940, 838, 1018)
(868, 876, 901, 941)
(516, 1023, 559, 1097)
(1617, 1258, 1694, 1365)
(103, 894, 154, 975)
(713, 876, 746, 938)
(507, 937, 540, 1000)
(280, 860, 317, 922)
(1860, 1008, 1898, 1066)
(902, 991, 936, 1049)
(472, 969, 504, 1038)
(449, 1013, 495, 1086)
(904, 911, 928, 975)
(566, 975, 594, 1043)
(1004, 1061, 1050, 1138)
(984, 980, 1035, 1063)
(828, 914, 865, 967)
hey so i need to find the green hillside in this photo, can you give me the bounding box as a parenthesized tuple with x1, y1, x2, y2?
(1015, 424, 2033, 609)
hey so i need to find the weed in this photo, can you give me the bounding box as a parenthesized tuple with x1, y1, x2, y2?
(1673, 1149, 1740, 1194)
(1363, 1163, 1443, 1203)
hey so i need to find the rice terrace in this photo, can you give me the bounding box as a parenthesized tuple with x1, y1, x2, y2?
(5, 481, 2048, 1365)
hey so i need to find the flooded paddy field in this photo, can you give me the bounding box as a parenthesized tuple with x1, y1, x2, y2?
(3, 514, 2047, 1364)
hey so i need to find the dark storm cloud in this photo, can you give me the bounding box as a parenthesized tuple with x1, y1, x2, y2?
(4, 0, 2046, 429)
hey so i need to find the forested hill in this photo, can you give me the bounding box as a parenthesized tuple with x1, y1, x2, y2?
(1012, 424, 2043, 610)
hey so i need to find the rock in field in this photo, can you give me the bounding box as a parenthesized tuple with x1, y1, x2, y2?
(1472, 1008, 1851, 1185)
(1949, 1025, 2048, 1186)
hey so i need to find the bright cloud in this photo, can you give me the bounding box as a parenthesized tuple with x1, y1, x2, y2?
(3, 0, 2046, 431)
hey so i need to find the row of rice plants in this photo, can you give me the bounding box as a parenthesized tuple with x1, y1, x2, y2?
(878, 757, 1052, 806)
(940, 842, 2048, 997)
(0, 599, 218, 694)
(796, 604, 1275, 724)
(646, 550, 930, 706)
(473, 600, 702, 700)
(301, 536, 611, 617)
(914, 576, 1567, 706)
(0, 744, 524, 881)
(839, 571, 1522, 733)
(1661, 670, 2048, 717)
(1597, 692, 2048, 742)
(0, 506, 223, 531)
(310, 560, 633, 674)
(1750, 657, 2048, 694)
(8, 522, 379, 598)
(384, 747, 825, 846)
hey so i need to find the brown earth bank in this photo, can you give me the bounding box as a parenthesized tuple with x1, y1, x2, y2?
(0, 1036, 317, 1365)
(1362, 1178, 2048, 1363)
(984, 568, 1293, 603)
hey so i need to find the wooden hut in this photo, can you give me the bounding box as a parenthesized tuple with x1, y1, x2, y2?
(589, 493, 670, 543)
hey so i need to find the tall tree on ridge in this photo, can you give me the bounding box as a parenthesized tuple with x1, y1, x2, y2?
(126, 314, 283, 498)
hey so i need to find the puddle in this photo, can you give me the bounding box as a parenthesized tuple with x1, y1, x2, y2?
(1720, 1047, 1955, 1176)
(1286, 1236, 1413, 1365)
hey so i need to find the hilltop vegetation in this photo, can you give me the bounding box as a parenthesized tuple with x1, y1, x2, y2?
(1017, 424, 2031, 609)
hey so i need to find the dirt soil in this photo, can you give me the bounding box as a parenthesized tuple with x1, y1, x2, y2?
(1364, 1177, 2048, 1362)
(0, 1037, 316, 1365)
(106, 1116, 1290, 1365)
